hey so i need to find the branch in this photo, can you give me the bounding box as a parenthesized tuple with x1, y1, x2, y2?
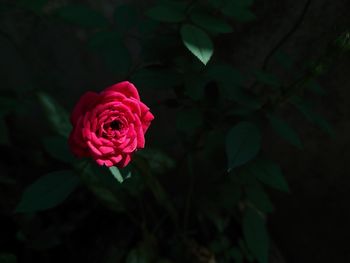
(262, 0, 312, 70)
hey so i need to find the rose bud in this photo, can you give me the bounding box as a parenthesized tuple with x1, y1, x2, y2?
(68, 81, 154, 168)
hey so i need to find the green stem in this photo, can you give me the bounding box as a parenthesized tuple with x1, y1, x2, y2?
(75, 160, 143, 228)
(133, 155, 179, 227)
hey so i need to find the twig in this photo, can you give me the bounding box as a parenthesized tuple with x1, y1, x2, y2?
(262, 0, 312, 70)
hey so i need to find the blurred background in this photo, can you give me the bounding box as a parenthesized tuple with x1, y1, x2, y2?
(1, 0, 350, 262)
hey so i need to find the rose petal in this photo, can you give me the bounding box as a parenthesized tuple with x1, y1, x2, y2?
(142, 111, 155, 132)
(69, 81, 153, 168)
(99, 137, 114, 146)
(117, 136, 130, 148)
(133, 115, 145, 148)
(110, 155, 123, 163)
(99, 146, 114, 155)
(122, 98, 141, 116)
(101, 91, 126, 102)
(90, 132, 102, 146)
(104, 81, 140, 100)
(118, 154, 131, 168)
(87, 141, 102, 156)
(123, 127, 137, 153)
(139, 101, 150, 116)
(82, 127, 92, 140)
(71, 92, 98, 125)
(91, 117, 98, 132)
(96, 159, 105, 166)
(104, 160, 114, 167)
(123, 139, 137, 153)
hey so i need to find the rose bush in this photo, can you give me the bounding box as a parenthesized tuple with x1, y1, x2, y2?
(68, 81, 154, 167)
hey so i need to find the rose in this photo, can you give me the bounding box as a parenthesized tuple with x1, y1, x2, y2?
(68, 81, 154, 168)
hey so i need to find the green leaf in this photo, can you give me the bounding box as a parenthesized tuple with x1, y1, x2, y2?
(37, 92, 71, 138)
(88, 31, 131, 74)
(15, 170, 79, 213)
(254, 70, 281, 88)
(248, 159, 289, 192)
(246, 183, 274, 213)
(267, 113, 303, 148)
(180, 24, 214, 65)
(114, 5, 138, 32)
(42, 136, 74, 163)
(190, 13, 233, 34)
(243, 207, 269, 263)
(291, 97, 335, 137)
(146, 2, 186, 23)
(109, 166, 124, 183)
(176, 108, 203, 135)
(56, 4, 109, 28)
(226, 122, 261, 170)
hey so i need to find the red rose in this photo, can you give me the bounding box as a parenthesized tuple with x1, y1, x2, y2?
(68, 81, 154, 167)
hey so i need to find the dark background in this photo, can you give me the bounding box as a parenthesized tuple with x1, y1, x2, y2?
(1, 0, 350, 262)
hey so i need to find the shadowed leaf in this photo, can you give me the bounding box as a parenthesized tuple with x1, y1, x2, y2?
(243, 207, 269, 263)
(37, 92, 71, 138)
(15, 170, 79, 213)
(246, 182, 274, 213)
(248, 159, 289, 192)
(226, 122, 261, 170)
(56, 4, 109, 28)
(267, 113, 303, 148)
(146, 2, 186, 23)
(43, 136, 74, 163)
(291, 96, 335, 137)
(191, 13, 233, 34)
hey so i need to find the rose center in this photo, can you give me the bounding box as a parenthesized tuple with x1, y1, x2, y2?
(110, 120, 121, 130)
